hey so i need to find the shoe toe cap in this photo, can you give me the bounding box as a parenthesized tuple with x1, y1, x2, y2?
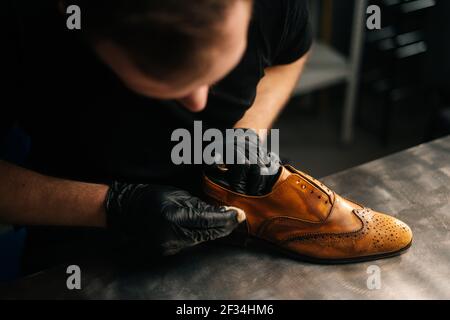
(282, 209, 413, 262)
(358, 209, 413, 255)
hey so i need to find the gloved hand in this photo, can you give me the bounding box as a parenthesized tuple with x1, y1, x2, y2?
(205, 128, 281, 196)
(105, 183, 245, 256)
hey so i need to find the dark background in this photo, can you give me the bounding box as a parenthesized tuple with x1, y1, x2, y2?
(276, 0, 450, 176)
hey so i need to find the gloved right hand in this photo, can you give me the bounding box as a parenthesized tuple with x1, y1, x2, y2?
(204, 128, 281, 196)
(105, 182, 245, 256)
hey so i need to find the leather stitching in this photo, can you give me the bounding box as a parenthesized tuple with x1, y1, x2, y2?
(257, 199, 365, 242)
(279, 208, 367, 244)
(256, 215, 325, 238)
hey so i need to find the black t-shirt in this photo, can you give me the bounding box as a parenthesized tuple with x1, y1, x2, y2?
(0, 0, 312, 273)
(1, 0, 312, 192)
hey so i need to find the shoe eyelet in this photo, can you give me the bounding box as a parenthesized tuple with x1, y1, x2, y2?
(301, 185, 306, 189)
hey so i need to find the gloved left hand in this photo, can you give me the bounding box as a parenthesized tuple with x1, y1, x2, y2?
(105, 182, 245, 256)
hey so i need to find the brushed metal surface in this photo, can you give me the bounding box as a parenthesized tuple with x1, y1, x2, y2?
(1, 137, 450, 299)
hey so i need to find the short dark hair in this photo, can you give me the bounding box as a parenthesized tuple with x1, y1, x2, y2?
(74, 0, 251, 82)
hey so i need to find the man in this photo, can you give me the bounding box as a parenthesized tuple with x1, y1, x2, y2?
(0, 0, 312, 270)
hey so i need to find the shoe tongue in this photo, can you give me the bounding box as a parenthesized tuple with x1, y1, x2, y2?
(272, 166, 292, 188)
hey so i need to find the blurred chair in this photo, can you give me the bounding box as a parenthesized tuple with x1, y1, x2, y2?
(424, 0, 450, 139)
(360, 0, 438, 145)
(292, 0, 368, 143)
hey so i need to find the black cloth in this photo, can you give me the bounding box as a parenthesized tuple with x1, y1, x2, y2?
(0, 0, 312, 272)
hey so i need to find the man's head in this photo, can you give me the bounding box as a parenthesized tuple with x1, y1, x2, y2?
(77, 0, 253, 112)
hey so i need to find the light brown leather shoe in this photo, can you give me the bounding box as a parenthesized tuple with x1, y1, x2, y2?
(203, 165, 413, 264)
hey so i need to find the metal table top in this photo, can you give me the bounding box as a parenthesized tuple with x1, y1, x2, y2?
(1, 137, 450, 299)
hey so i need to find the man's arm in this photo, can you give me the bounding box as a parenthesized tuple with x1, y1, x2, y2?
(0, 160, 108, 227)
(0, 160, 242, 255)
(234, 53, 309, 131)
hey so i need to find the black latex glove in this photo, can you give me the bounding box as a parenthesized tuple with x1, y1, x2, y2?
(105, 183, 244, 256)
(205, 128, 281, 196)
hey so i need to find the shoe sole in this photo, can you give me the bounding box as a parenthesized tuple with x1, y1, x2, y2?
(242, 236, 413, 265)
